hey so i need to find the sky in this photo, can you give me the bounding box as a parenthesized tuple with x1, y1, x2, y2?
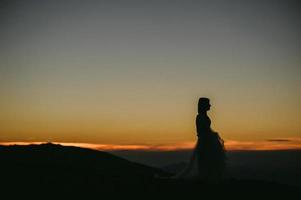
(0, 0, 300, 150)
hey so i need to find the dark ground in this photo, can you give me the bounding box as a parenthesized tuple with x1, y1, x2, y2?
(113, 148, 301, 187)
(0, 143, 300, 198)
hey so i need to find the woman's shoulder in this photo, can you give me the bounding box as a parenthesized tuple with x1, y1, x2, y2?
(196, 114, 210, 121)
(196, 114, 207, 118)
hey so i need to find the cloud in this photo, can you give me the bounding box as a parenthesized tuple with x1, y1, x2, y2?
(266, 139, 291, 142)
(225, 138, 301, 151)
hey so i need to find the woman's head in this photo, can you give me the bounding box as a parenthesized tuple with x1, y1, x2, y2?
(198, 97, 211, 113)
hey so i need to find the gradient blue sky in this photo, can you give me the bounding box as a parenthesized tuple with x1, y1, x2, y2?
(0, 0, 300, 146)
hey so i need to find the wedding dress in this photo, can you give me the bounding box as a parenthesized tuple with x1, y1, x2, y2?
(174, 114, 226, 181)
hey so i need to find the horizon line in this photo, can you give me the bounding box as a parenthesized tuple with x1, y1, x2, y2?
(1, 138, 301, 151)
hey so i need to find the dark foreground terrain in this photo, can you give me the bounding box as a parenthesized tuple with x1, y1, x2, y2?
(0, 143, 299, 198)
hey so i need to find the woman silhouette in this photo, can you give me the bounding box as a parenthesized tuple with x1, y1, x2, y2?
(174, 97, 226, 182)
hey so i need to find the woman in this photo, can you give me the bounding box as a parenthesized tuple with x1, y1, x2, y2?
(174, 97, 226, 182)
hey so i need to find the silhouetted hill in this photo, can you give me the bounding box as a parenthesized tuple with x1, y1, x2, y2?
(0, 142, 164, 177)
(0, 143, 299, 198)
(0, 143, 168, 197)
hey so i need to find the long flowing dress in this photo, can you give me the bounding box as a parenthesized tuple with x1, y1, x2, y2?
(174, 114, 226, 181)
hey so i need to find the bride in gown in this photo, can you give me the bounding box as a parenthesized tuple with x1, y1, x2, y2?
(174, 97, 226, 182)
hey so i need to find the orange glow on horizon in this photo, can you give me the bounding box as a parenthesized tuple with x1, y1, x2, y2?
(1, 138, 301, 151)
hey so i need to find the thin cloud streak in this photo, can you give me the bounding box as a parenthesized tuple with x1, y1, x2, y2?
(266, 139, 291, 142)
(1, 138, 301, 151)
(225, 138, 301, 151)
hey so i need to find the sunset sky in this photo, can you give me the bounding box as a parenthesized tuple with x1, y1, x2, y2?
(0, 0, 300, 150)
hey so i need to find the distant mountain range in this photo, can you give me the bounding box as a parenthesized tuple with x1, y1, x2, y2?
(0, 143, 299, 198)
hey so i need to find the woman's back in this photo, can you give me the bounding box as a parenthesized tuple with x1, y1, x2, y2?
(196, 114, 211, 138)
